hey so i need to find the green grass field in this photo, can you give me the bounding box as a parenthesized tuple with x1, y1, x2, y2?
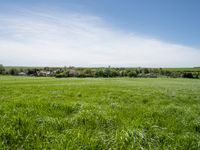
(0, 76, 200, 149)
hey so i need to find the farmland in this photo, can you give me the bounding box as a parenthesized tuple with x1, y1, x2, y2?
(0, 76, 200, 149)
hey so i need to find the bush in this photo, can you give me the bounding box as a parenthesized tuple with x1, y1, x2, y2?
(26, 68, 38, 76)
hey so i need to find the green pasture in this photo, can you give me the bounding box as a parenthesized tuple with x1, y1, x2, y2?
(0, 76, 200, 149)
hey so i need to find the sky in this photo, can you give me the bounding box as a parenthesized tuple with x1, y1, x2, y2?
(0, 0, 200, 67)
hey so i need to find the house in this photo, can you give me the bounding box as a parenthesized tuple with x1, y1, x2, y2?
(37, 71, 51, 77)
(68, 69, 79, 77)
(18, 72, 27, 76)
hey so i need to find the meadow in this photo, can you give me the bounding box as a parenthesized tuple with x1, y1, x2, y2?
(0, 76, 200, 149)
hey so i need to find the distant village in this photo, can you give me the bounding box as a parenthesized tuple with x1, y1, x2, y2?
(0, 64, 199, 79)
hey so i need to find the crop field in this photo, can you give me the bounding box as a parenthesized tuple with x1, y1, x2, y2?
(0, 76, 200, 149)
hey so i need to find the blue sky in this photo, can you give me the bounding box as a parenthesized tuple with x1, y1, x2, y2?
(0, 0, 200, 67)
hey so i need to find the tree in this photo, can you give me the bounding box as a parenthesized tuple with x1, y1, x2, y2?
(19, 68, 24, 73)
(95, 69, 104, 77)
(26, 68, 38, 76)
(111, 69, 119, 77)
(83, 69, 93, 77)
(182, 72, 194, 78)
(9, 68, 19, 75)
(44, 67, 50, 71)
(192, 72, 199, 79)
(104, 68, 111, 77)
(0, 64, 5, 74)
(128, 71, 137, 77)
(143, 68, 150, 74)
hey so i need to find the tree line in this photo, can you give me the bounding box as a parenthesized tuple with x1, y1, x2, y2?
(0, 64, 199, 79)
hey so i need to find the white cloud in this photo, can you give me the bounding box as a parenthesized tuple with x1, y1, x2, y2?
(0, 10, 200, 67)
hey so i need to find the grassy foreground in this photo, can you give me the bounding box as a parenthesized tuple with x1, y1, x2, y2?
(0, 76, 200, 149)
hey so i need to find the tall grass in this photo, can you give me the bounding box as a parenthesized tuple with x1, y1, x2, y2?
(0, 76, 200, 149)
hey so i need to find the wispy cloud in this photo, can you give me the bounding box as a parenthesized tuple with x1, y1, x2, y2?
(0, 9, 199, 67)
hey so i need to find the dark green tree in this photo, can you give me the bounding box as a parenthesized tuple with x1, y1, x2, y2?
(9, 68, 19, 75)
(0, 64, 5, 74)
(128, 71, 137, 77)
